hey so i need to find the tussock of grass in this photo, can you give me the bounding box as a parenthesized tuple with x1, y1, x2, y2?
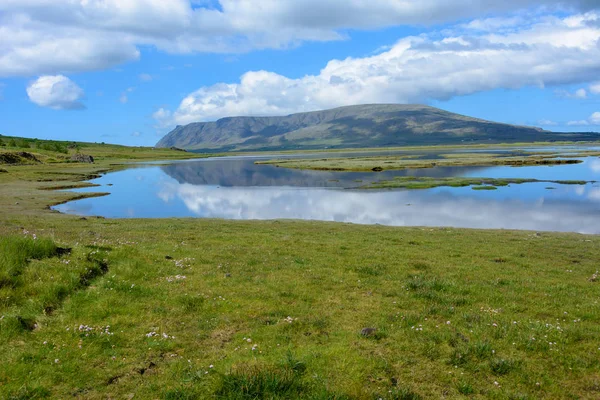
(0, 235, 62, 289)
(216, 365, 305, 399)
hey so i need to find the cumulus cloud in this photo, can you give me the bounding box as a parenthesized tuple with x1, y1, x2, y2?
(539, 119, 558, 126)
(567, 120, 590, 126)
(156, 12, 600, 125)
(556, 88, 588, 99)
(591, 82, 600, 94)
(0, 0, 598, 77)
(26, 75, 85, 110)
(153, 108, 173, 128)
(568, 111, 600, 125)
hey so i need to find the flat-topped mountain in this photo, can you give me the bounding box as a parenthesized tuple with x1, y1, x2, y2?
(156, 104, 599, 151)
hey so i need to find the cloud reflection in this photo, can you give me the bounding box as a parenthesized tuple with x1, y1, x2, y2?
(159, 183, 600, 234)
(590, 159, 600, 173)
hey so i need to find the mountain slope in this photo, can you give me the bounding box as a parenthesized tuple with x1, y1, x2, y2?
(156, 104, 599, 151)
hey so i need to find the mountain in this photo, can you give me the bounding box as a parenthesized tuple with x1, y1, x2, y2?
(155, 104, 600, 151)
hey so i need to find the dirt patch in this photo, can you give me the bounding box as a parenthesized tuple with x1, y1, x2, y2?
(0, 152, 41, 165)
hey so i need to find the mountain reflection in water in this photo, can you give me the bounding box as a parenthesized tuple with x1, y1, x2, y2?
(53, 155, 600, 234)
(159, 157, 490, 188)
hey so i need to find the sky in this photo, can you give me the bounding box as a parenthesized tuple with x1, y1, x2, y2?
(1, 0, 600, 146)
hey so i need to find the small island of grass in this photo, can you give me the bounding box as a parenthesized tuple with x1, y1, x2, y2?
(361, 176, 592, 190)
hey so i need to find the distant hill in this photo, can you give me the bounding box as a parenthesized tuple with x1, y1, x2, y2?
(155, 104, 600, 151)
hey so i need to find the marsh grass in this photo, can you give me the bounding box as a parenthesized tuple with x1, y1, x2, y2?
(361, 176, 591, 190)
(255, 150, 595, 172)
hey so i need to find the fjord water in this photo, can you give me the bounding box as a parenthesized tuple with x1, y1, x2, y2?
(53, 153, 600, 233)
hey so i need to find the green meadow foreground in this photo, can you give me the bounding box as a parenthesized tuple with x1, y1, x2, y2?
(1, 139, 600, 399)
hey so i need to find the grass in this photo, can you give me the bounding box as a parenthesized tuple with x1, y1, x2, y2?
(255, 150, 600, 171)
(0, 135, 206, 166)
(1, 138, 600, 398)
(472, 185, 498, 191)
(1, 220, 599, 399)
(362, 176, 592, 190)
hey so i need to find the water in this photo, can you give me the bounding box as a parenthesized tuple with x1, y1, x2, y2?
(53, 152, 600, 234)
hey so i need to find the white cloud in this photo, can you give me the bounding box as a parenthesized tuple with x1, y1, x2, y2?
(556, 88, 588, 98)
(26, 75, 85, 110)
(460, 16, 528, 33)
(575, 88, 588, 98)
(539, 119, 558, 126)
(158, 12, 600, 125)
(119, 87, 135, 103)
(567, 120, 590, 126)
(567, 111, 600, 126)
(139, 73, 153, 82)
(591, 82, 600, 94)
(131, 131, 142, 137)
(153, 108, 173, 128)
(0, 0, 597, 77)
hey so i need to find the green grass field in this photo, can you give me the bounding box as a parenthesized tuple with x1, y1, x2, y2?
(1, 139, 600, 399)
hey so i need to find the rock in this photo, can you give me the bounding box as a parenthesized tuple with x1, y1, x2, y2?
(70, 153, 94, 163)
(360, 327, 377, 337)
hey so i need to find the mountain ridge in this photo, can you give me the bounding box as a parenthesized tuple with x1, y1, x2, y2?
(156, 104, 599, 151)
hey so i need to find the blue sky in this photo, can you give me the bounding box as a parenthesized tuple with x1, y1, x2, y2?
(1, 1, 599, 146)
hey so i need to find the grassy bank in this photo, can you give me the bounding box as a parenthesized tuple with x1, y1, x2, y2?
(1, 141, 600, 399)
(255, 150, 600, 172)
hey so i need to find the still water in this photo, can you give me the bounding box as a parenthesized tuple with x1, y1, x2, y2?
(53, 152, 600, 233)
